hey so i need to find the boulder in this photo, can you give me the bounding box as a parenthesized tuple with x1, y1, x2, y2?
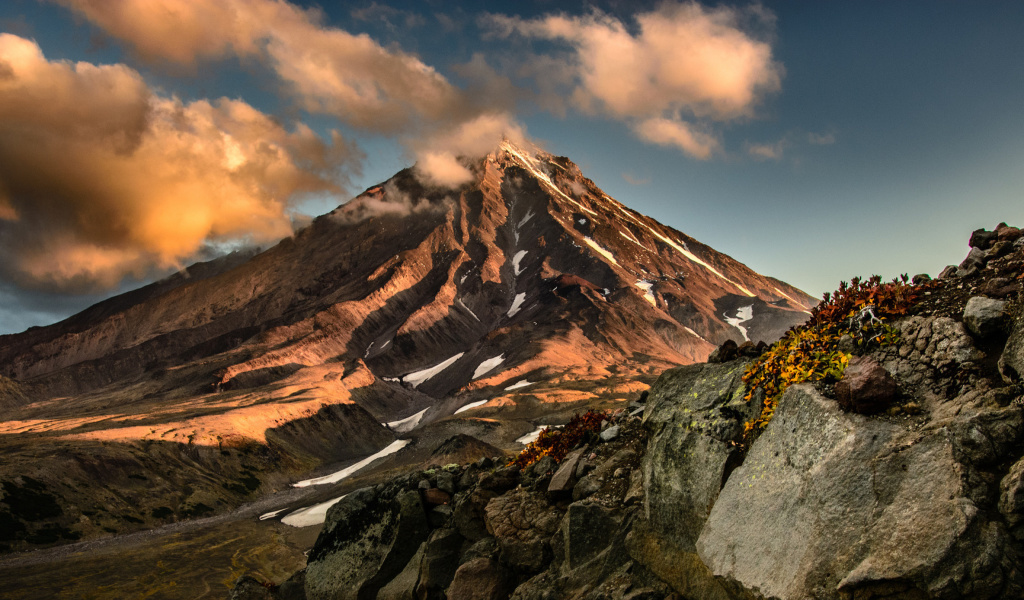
(547, 449, 584, 494)
(961, 246, 988, 271)
(834, 355, 897, 414)
(559, 502, 616, 570)
(707, 339, 738, 363)
(989, 240, 1014, 259)
(1000, 314, 1024, 384)
(636, 360, 756, 598)
(997, 223, 1022, 243)
(228, 576, 274, 600)
(423, 488, 452, 506)
(697, 384, 1022, 599)
(964, 296, 1008, 338)
(599, 426, 620, 442)
(305, 488, 429, 600)
(938, 265, 959, 279)
(912, 273, 932, 285)
(485, 488, 562, 573)
(971, 228, 999, 250)
(446, 558, 514, 600)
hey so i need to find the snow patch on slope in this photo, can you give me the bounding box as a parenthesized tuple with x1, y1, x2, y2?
(635, 280, 656, 306)
(505, 380, 533, 391)
(584, 237, 619, 266)
(293, 439, 410, 487)
(508, 292, 526, 317)
(684, 327, 709, 343)
(454, 399, 489, 414)
(724, 305, 754, 341)
(516, 425, 550, 445)
(473, 354, 505, 379)
(513, 250, 528, 275)
(457, 298, 479, 322)
(404, 353, 464, 388)
(281, 494, 348, 527)
(385, 407, 429, 433)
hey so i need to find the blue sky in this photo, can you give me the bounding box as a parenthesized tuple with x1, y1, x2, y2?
(1, 1, 1022, 335)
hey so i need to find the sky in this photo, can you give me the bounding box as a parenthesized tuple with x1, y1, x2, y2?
(1, 0, 1022, 335)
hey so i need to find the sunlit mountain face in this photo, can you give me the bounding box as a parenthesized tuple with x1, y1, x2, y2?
(0, 141, 814, 551)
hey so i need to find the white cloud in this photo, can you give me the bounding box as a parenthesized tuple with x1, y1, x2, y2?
(633, 117, 720, 160)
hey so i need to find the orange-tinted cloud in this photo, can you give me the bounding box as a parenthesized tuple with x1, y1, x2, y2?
(55, 0, 461, 131)
(0, 34, 355, 291)
(411, 112, 527, 187)
(633, 118, 720, 160)
(486, 2, 781, 157)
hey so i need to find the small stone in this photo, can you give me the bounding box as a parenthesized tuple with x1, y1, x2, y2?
(548, 448, 585, 494)
(475, 456, 493, 469)
(960, 246, 987, 270)
(834, 356, 897, 414)
(436, 471, 456, 495)
(989, 241, 1014, 259)
(997, 224, 1022, 243)
(912, 273, 932, 285)
(938, 265, 959, 279)
(708, 339, 739, 363)
(599, 426, 620, 442)
(423, 488, 452, 506)
(418, 478, 432, 491)
(572, 475, 601, 501)
(970, 228, 999, 250)
(837, 334, 856, 354)
(613, 467, 628, 478)
(446, 558, 514, 600)
(963, 296, 1007, 338)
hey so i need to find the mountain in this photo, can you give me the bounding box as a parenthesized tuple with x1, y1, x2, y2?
(0, 140, 815, 551)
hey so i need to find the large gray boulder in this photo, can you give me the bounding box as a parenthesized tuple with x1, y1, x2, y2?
(963, 296, 1007, 338)
(634, 360, 759, 599)
(305, 488, 430, 600)
(697, 384, 1024, 599)
(1000, 312, 1024, 384)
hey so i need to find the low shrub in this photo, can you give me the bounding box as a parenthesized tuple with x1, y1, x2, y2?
(510, 410, 609, 469)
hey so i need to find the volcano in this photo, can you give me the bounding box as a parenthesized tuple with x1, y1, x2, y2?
(0, 141, 815, 549)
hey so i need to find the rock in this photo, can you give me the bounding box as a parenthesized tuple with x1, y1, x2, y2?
(964, 296, 1008, 337)
(971, 228, 999, 250)
(989, 240, 1014, 259)
(453, 489, 494, 542)
(436, 471, 456, 495)
(305, 489, 429, 600)
(485, 488, 562, 573)
(982, 277, 1019, 298)
(912, 273, 932, 285)
(876, 316, 980, 396)
(275, 570, 306, 600)
(415, 528, 465, 599)
(1000, 315, 1024, 383)
(524, 455, 556, 480)
(599, 426, 620, 442)
(997, 223, 1022, 243)
(697, 384, 1021, 600)
(423, 488, 452, 506)
(560, 502, 616, 570)
(446, 558, 514, 600)
(429, 504, 453, 528)
(1000, 458, 1024, 534)
(834, 355, 897, 414)
(636, 361, 755, 598)
(961, 246, 988, 270)
(938, 264, 959, 279)
(624, 468, 644, 506)
(706, 339, 738, 363)
(228, 576, 274, 600)
(571, 475, 600, 501)
(837, 333, 856, 354)
(547, 448, 584, 494)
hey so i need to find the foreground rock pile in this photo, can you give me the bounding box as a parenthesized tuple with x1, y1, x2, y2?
(234, 224, 1024, 599)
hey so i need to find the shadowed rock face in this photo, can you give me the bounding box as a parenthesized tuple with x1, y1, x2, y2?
(0, 141, 814, 552)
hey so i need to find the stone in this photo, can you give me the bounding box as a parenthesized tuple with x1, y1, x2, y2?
(982, 277, 1019, 298)
(415, 528, 465, 599)
(971, 228, 999, 250)
(485, 488, 562, 573)
(423, 488, 452, 506)
(697, 384, 1020, 600)
(436, 471, 456, 495)
(707, 339, 738, 363)
(524, 455, 556, 479)
(275, 569, 306, 600)
(453, 488, 494, 542)
(938, 265, 959, 279)
(429, 504, 453, 528)
(912, 273, 932, 285)
(446, 558, 514, 600)
(560, 502, 616, 570)
(572, 475, 600, 501)
(228, 576, 274, 600)
(599, 426, 620, 442)
(997, 223, 1022, 243)
(834, 355, 897, 414)
(547, 448, 584, 494)
(961, 246, 988, 270)
(1000, 314, 1024, 384)
(963, 296, 1007, 338)
(624, 468, 644, 506)
(837, 333, 856, 354)
(306, 489, 430, 600)
(989, 240, 1014, 259)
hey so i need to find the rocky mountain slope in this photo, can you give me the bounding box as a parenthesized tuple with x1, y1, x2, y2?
(234, 224, 1024, 600)
(0, 141, 814, 553)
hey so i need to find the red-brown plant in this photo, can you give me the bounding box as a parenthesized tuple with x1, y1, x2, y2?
(510, 410, 609, 469)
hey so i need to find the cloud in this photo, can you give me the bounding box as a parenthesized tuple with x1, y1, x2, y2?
(622, 172, 650, 186)
(351, 3, 426, 31)
(0, 34, 356, 291)
(808, 131, 837, 145)
(486, 3, 781, 120)
(411, 112, 528, 187)
(746, 139, 788, 161)
(55, 0, 461, 131)
(331, 180, 444, 225)
(633, 118, 720, 160)
(485, 2, 781, 157)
